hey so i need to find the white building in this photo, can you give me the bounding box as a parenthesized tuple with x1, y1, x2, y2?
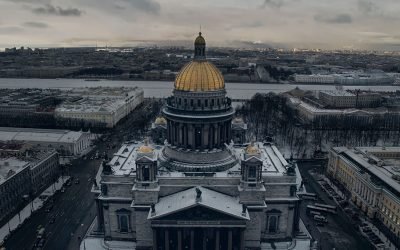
(294, 74, 335, 84)
(55, 87, 144, 128)
(319, 90, 381, 108)
(0, 127, 92, 156)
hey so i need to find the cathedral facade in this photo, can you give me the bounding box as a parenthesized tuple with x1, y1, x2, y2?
(92, 33, 302, 250)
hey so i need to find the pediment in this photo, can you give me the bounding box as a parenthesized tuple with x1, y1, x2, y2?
(158, 204, 244, 221)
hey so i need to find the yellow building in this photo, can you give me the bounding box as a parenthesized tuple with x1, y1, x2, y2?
(328, 147, 400, 244)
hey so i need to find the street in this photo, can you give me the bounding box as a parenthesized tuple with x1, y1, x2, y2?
(297, 161, 373, 250)
(3, 100, 158, 250)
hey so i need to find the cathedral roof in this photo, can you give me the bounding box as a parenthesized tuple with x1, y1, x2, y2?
(174, 60, 224, 92)
(147, 186, 250, 220)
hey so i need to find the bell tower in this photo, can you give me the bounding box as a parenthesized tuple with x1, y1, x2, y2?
(135, 141, 158, 188)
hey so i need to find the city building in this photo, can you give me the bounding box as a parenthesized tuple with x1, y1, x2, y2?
(287, 97, 400, 129)
(29, 149, 59, 195)
(55, 87, 144, 128)
(327, 146, 400, 247)
(0, 157, 31, 223)
(294, 74, 335, 84)
(0, 148, 60, 223)
(0, 127, 92, 157)
(319, 90, 381, 108)
(295, 72, 394, 85)
(88, 32, 307, 250)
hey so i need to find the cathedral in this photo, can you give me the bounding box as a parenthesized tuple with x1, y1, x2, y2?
(91, 32, 304, 250)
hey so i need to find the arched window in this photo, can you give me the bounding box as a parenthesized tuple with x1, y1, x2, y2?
(268, 216, 277, 233)
(116, 209, 131, 233)
(266, 209, 281, 233)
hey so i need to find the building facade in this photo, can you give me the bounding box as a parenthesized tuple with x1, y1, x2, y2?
(327, 147, 400, 247)
(29, 149, 59, 195)
(0, 148, 60, 223)
(319, 90, 381, 108)
(91, 33, 303, 250)
(0, 158, 31, 223)
(55, 87, 144, 128)
(0, 127, 92, 156)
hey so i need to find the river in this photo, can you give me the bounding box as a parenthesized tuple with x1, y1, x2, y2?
(0, 78, 399, 99)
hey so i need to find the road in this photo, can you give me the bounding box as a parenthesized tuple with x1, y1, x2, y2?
(3, 100, 158, 250)
(3, 154, 102, 250)
(297, 161, 373, 250)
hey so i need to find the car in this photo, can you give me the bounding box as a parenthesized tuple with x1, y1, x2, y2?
(316, 222, 325, 227)
(75, 179, 80, 184)
(61, 188, 65, 193)
(49, 217, 55, 224)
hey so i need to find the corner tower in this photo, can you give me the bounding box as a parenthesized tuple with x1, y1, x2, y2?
(160, 32, 237, 172)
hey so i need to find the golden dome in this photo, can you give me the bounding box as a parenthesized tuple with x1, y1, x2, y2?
(138, 145, 153, 154)
(195, 32, 206, 45)
(245, 144, 260, 155)
(174, 61, 225, 92)
(155, 117, 167, 125)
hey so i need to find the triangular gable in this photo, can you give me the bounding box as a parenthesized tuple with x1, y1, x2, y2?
(148, 186, 249, 221)
(136, 155, 155, 162)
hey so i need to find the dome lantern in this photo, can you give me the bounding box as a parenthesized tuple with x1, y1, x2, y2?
(194, 32, 206, 60)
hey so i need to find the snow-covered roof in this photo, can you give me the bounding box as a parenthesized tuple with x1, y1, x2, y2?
(0, 127, 85, 144)
(333, 146, 400, 196)
(147, 186, 250, 220)
(0, 157, 29, 185)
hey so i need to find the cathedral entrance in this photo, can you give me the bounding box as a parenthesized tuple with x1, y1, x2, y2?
(153, 227, 244, 250)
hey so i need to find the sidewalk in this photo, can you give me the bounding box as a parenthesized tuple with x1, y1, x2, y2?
(0, 176, 70, 244)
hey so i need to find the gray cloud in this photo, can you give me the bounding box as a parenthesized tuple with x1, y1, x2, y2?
(0, 26, 24, 34)
(32, 4, 83, 16)
(358, 0, 378, 15)
(314, 13, 352, 24)
(261, 0, 284, 9)
(1, 0, 50, 4)
(22, 21, 49, 28)
(122, 0, 160, 14)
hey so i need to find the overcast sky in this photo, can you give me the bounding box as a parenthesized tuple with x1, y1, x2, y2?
(0, 0, 399, 50)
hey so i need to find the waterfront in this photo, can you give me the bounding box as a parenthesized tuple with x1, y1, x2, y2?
(0, 78, 399, 99)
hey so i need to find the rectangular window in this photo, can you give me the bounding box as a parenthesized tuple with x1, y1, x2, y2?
(117, 214, 129, 233)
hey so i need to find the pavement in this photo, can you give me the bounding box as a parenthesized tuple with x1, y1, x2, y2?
(297, 160, 374, 250)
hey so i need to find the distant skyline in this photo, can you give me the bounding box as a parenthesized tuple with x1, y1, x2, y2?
(0, 0, 399, 51)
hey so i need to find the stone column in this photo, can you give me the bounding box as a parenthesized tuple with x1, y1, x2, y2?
(202, 230, 207, 250)
(178, 230, 182, 250)
(95, 199, 103, 232)
(240, 229, 245, 250)
(203, 125, 209, 149)
(153, 229, 157, 250)
(228, 229, 233, 250)
(171, 121, 175, 146)
(188, 125, 194, 149)
(165, 229, 169, 250)
(190, 230, 195, 250)
(184, 125, 188, 148)
(178, 124, 183, 146)
(215, 229, 220, 250)
(216, 124, 221, 146)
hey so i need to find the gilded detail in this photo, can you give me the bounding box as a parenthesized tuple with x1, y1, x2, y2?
(174, 61, 225, 92)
